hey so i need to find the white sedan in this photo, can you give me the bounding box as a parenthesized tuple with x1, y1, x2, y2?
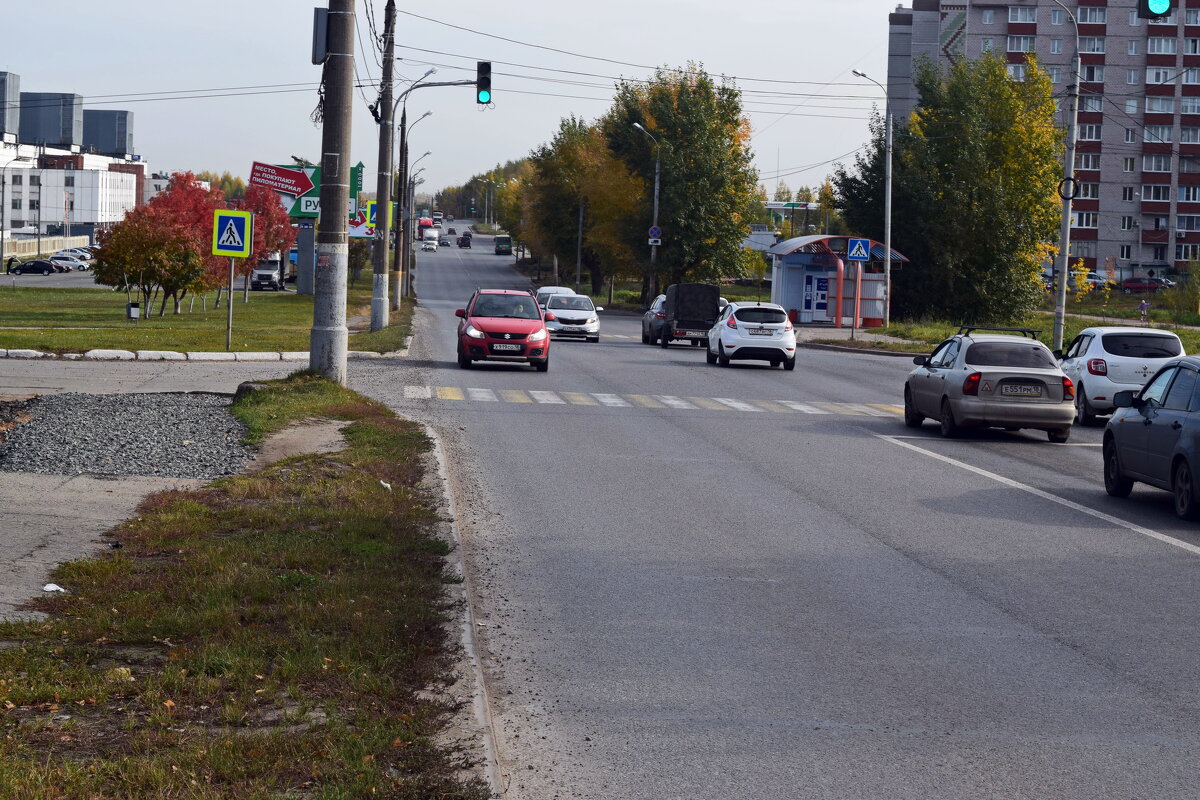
(1059, 326, 1185, 425)
(706, 301, 796, 369)
(49, 255, 89, 271)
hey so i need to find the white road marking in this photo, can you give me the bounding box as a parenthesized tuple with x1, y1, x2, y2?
(844, 403, 892, 417)
(529, 391, 565, 404)
(655, 395, 699, 410)
(593, 393, 631, 408)
(714, 397, 764, 412)
(404, 385, 432, 400)
(466, 388, 498, 402)
(777, 400, 827, 414)
(878, 434, 1200, 557)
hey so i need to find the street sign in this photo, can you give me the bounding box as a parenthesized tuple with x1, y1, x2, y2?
(249, 162, 315, 197)
(847, 237, 871, 262)
(766, 201, 821, 210)
(281, 163, 364, 218)
(648, 238, 662, 246)
(212, 210, 253, 258)
(648, 225, 662, 239)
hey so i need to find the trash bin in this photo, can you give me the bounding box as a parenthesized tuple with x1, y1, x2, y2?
(126, 302, 140, 320)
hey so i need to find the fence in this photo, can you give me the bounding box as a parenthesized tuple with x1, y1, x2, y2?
(1, 236, 91, 259)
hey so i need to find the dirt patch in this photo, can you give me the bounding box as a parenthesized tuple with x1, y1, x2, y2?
(247, 418, 351, 471)
(0, 396, 36, 441)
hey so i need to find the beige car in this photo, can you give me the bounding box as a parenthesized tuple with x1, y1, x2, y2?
(904, 328, 1077, 443)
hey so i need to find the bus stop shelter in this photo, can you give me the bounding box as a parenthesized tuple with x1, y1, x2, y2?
(767, 235, 909, 327)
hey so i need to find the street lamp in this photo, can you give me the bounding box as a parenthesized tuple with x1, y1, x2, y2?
(852, 69, 893, 328)
(632, 122, 662, 292)
(1, 155, 32, 271)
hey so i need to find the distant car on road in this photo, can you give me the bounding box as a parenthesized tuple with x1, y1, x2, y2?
(455, 289, 554, 371)
(1060, 327, 1184, 425)
(457, 237, 471, 248)
(447, 227, 457, 235)
(904, 327, 1076, 442)
(544, 293, 602, 343)
(9, 259, 55, 275)
(534, 285, 574, 309)
(1121, 276, 1163, 294)
(1103, 356, 1200, 518)
(421, 240, 437, 252)
(706, 301, 797, 370)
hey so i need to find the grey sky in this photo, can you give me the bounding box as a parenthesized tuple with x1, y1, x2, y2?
(3, 1, 891, 197)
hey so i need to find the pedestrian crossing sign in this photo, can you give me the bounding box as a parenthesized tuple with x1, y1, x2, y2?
(847, 237, 871, 261)
(212, 209, 253, 257)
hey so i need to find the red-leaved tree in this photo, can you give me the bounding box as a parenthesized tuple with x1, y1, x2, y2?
(231, 185, 298, 298)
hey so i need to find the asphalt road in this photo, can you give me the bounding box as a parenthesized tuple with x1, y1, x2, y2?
(346, 229, 1200, 799)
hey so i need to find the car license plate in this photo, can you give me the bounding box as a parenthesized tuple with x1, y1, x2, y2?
(1000, 384, 1042, 397)
(562, 326, 580, 332)
(681, 330, 706, 337)
(748, 328, 772, 336)
(492, 343, 522, 352)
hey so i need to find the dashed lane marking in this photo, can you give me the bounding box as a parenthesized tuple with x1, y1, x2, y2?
(627, 394, 666, 409)
(561, 392, 599, 405)
(778, 400, 825, 414)
(714, 397, 765, 413)
(656, 395, 699, 410)
(467, 388, 498, 402)
(530, 391, 566, 404)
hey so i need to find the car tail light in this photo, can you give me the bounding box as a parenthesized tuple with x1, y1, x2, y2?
(654, 311, 665, 319)
(1062, 376, 1075, 400)
(963, 372, 981, 396)
(727, 316, 738, 329)
(1087, 358, 1107, 375)
(784, 318, 793, 331)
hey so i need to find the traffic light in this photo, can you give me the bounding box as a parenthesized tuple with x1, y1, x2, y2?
(1138, 0, 1174, 19)
(476, 61, 492, 104)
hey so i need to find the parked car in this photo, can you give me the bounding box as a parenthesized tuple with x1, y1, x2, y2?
(544, 294, 602, 342)
(455, 289, 554, 371)
(49, 255, 88, 272)
(904, 327, 1076, 442)
(1103, 356, 1200, 518)
(10, 259, 55, 275)
(534, 285, 574, 309)
(1060, 327, 1184, 424)
(706, 301, 797, 369)
(251, 261, 284, 291)
(56, 248, 92, 261)
(457, 236, 471, 248)
(1121, 276, 1163, 294)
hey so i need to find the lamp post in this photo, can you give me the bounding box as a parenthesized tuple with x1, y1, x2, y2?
(1051, 0, 1081, 352)
(1, 156, 31, 271)
(632, 122, 662, 294)
(852, 69, 893, 327)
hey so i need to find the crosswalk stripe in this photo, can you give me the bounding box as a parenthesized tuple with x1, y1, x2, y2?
(500, 389, 532, 403)
(870, 403, 904, 416)
(688, 397, 730, 411)
(467, 388, 498, 402)
(777, 400, 826, 414)
(627, 394, 666, 408)
(843, 403, 891, 417)
(750, 399, 794, 413)
(714, 397, 765, 412)
(655, 395, 698, 410)
(593, 393, 631, 407)
(812, 402, 865, 415)
(530, 390, 565, 404)
(404, 385, 431, 400)
(436, 386, 464, 400)
(561, 392, 598, 405)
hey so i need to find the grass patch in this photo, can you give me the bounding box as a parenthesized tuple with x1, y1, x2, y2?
(0, 373, 489, 799)
(0, 283, 411, 354)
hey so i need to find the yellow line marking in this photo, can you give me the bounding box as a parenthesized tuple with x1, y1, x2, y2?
(500, 389, 532, 403)
(687, 397, 730, 411)
(751, 399, 794, 413)
(812, 402, 865, 415)
(561, 392, 598, 405)
(627, 394, 665, 408)
(870, 403, 904, 416)
(436, 386, 464, 400)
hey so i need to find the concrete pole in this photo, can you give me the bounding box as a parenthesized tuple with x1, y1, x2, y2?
(310, 0, 355, 385)
(392, 112, 406, 312)
(370, 0, 396, 332)
(575, 201, 583, 294)
(883, 111, 893, 327)
(1052, 1, 1080, 351)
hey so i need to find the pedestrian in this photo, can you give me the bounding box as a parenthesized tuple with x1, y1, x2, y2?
(4, 256, 17, 274)
(1138, 298, 1150, 325)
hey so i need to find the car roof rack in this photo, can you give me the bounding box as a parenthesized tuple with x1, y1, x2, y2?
(957, 326, 1041, 340)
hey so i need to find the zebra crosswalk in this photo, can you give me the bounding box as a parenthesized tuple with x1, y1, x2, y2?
(396, 385, 902, 417)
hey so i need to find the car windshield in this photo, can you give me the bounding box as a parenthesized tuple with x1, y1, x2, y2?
(547, 295, 594, 311)
(964, 342, 1056, 368)
(473, 295, 540, 319)
(734, 307, 787, 324)
(1101, 333, 1181, 358)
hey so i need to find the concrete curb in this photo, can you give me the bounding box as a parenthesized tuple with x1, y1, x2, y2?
(799, 341, 920, 358)
(0, 347, 412, 362)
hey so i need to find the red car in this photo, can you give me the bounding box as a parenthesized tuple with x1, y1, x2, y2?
(456, 289, 555, 371)
(1120, 277, 1161, 294)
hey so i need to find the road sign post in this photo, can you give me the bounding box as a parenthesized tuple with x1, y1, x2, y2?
(213, 209, 253, 351)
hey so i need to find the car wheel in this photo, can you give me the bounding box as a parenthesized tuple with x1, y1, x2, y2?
(903, 386, 924, 428)
(783, 356, 796, 371)
(659, 329, 670, 348)
(706, 345, 717, 365)
(535, 357, 549, 372)
(42, 267, 52, 275)
(718, 343, 730, 367)
(1174, 459, 1200, 520)
(1047, 428, 1071, 443)
(1103, 439, 1133, 498)
(939, 399, 960, 438)
(457, 347, 471, 369)
(641, 328, 649, 344)
(1075, 385, 1098, 426)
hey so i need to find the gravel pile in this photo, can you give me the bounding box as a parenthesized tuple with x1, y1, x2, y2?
(0, 393, 250, 478)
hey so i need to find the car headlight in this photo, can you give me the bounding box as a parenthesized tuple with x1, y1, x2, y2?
(586, 317, 597, 324)
(528, 328, 547, 342)
(464, 325, 485, 339)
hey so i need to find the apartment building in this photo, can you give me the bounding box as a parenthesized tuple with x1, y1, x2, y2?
(888, 1, 1200, 277)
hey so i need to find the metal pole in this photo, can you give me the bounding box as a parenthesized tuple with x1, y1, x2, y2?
(393, 114, 406, 311)
(575, 202, 583, 294)
(370, 0, 396, 332)
(226, 257, 235, 351)
(884, 111, 893, 327)
(1052, 0, 1080, 351)
(310, 0, 355, 385)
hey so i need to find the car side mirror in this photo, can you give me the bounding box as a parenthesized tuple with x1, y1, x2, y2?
(454, 308, 466, 318)
(913, 355, 928, 366)
(1052, 349, 1063, 360)
(1112, 390, 1136, 409)
(545, 312, 557, 321)
(595, 306, 604, 312)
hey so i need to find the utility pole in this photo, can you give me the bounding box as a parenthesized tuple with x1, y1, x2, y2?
(370, 0, 396, 332)
(1052, 0, 1080, 351)
(575, 201, 584, 294)
(310, 0, 355, 385)
(392, 112, 406, 312)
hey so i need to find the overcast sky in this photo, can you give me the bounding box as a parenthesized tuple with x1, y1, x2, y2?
(3, 1, 892, 198)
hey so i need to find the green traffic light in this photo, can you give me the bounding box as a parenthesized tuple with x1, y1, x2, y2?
(1148, 0, 1170, 11)
(477, 89, 491, 103)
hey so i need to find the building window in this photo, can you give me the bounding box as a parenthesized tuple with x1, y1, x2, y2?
(1081, 65, 1105, 82)
(1121, 245, 1133, 260)
(1185, 68, 1200, 84)
(1079, 123, 1103, 140)
(1181, 186, 1200, 202)
(981, 38, 994, 53)
(68, 200, 74, 212)
(1122, 216, 1136, 230)
(1007, 63, 1028, 81)
(1070, 240, 1098, 257)
(1152, 216, 1170, 230)
(1007, 35, 1036, 52)
(1188, 8, 1200, 24)
(1079, 182, 1101, 199)
(1124, 158, 1137, 172)
(1078, 7, 1107, 23)
(1143, 184, 1173, 201)
(1129, 40, 1141, 56)
(1145, 125, 1174, 143)
(1080, 95, 1103, 113)
(9, 199, 19, 210)
(1048, 67, 1062, 83)
(64, 176, 74, 187)
(1128, 69, 1142, 85)
(1148, 67, 1175, 84)
(1177, 244, 1200, 260)
(1144, 154, 1174, 171)
(1153, 10, 1179, 24)
(1183, 127, 1200, 143)
(1184, 157, 1200, 173)
(1126, 99, 1139, 114)
(1154, 245, 1168, 261)
(1124, 186, 1138, 201)
(1009, 6, 1036, 23)
(1080, 36, 1106, 54)
(1126, 127, 1138, 143)
(1051, 38, 1064, 54)
(1179, 215, 1200, 231)
(1147, 96, 1175, 113)
(982, 8, 994, 24)
(29, 176, 38, 187)
(1075, 152, 1101, 170)
(1188, 38, 1200, 55)
(10, 175, 20, 186)
(1074, 212, 1099, 229)
(1183, 98, 1200, 115)
(28, 199, 38, 210)
(1149, 37, 1178, 55)
(1131, 10, 1142, 26)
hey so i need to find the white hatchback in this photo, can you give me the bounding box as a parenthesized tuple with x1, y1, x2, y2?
(1060, 326, 1185, 424)
(706, 301, 797, 370)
